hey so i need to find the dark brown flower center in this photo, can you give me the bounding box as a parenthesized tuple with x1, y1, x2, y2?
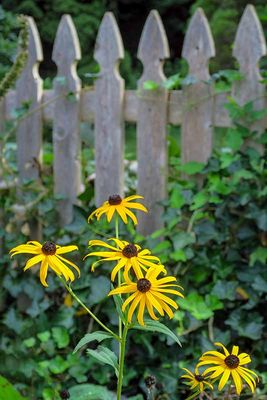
(137, 278, 151, 293)
(42, 241, 56, 255)
(108, 194, 122, 205)
(122, 244, 138, 258)
(195, 374, 205, 382)
(225, 355, 239, 369)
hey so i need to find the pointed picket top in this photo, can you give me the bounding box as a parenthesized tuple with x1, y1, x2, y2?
(182, 8, 215, 78)
(137, 10, 169, 73)
(233, 5, 266, 72)
(26, 16, 43, 67)
(52, 14, 81, 69)
(94, 12, 124, 70)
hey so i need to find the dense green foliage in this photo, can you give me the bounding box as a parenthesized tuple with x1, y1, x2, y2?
(0, 2, 267, 399)
(1, 96, 266, 399)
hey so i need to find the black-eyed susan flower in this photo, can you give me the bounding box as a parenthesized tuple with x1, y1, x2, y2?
(88, 194, 147, 225)
(85, 238, 165, 281)
(181, 367, 213, 393)
(108, 267, 184, 326)
(197, 342, 258, 395)
(10, 241, 80, 287)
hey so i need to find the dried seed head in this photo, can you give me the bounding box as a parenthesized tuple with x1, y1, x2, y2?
(122, 244, 138, 258)
(59, 389, 70, 399)
(137, 278, 151, 293)
(225, 355, 239, 369)
(195, 374, 205, 382)
(42, 241, 56, 255)
(108, 194, 122, 205)
(145, 375, 157, 388)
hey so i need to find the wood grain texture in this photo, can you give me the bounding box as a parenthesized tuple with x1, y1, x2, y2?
(181, 8, 215, 165)
(15, 17, 43, 239)
(52, 14, 82, 226)
(232, 4, 266, 150)
(137, 10, 170, 235)
(94, 12, 125, 205)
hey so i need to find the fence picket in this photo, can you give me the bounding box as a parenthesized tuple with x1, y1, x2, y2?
(181, 8, 215, 165)
(16, 17, 43, 239)
(52, 14, 82, 226)
(232, 4, 266, 142)
(137, 10, 170, 235)
(94, 12, 125, 205)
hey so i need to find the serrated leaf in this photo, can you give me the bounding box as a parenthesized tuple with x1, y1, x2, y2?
(73, 331, 113, 354)
(87, 346, 119, 376)
(131, 320, 181, 346)
(68, 384, 116, 400)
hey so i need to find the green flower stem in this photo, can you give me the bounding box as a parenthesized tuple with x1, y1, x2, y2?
(60, 277, 120, 342)
(117, 323, 128, 400)
(115, 215, 122, 340)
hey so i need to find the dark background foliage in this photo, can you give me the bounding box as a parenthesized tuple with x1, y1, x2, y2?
(0, 1, 267, 399)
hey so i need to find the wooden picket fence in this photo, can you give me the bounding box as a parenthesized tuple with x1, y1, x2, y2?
(0, 4, 266, 237)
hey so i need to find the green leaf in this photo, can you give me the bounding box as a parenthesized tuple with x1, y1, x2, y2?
(249, 247, 267, 266)
(87, 346, 119, 377)
(0, 375, 27, 400)
(180, 161, 204, 175)
(37, 331, 51, 342)
(143, 80, 159, 90)
(170, 187, 185, 208)
(52, 327, 70, 349)
(131, 319, 181, 346)
(163, 73, 181, 90)
(178, 292, 220, 320)
(23, 337, 36, 348)
(73, 331, 113, 354)
(190, 191, 208, 210)
(68, 384, 116, 400)
(224, 128, 243, 151)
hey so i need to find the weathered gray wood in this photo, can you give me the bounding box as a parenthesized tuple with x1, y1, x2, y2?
(181, 8, 215, 165)
(0, 98, 5, 257)
(16, 17, 43, 240)
(52, 14, 82, 226)
(94, 12, 125, 205)
(232, 4, 266, 147)
(137, 10, 170, 235)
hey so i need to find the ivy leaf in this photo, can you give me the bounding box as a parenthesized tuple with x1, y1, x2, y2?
(68, 384, 116, 400)
(131, 320, 181, 346)
(249, 247, 267, 266)
(180, 161, 205, 175)
(52, 327, 70, 349)
(87, 346, 119, 377)
(143, 80, 159, 90)
(73, 331, 113, 354)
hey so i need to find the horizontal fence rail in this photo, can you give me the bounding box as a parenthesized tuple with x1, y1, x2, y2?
(0, 5, 267, 236)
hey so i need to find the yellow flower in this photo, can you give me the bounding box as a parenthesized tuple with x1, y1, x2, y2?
(197, 342, 258, 395)
(108, 267, 184, 326)
(88, 194, 147, 225)
(181, 367, 213, 393)
(85, 238, 165, 281)
(10, 241, 80, 287)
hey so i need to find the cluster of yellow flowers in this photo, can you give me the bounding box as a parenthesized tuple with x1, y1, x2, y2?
(9, 194, 259, 397)
(181, 342, 259, 397)
(10, 194, 183, 327)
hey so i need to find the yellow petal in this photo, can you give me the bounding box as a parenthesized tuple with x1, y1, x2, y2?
(40, 259, 49, 287)
(131, 257, 145, 279)
(237, 369, 256, 393)
(231, 369, 243, 395)
(107, 206, 115, 222)
(145, 296, 159, 320)
(124, 195, 144, 201)
(56, 255, 80, 277)
(137, 296, 146, 326)
(121, 292, 139, 311)
(201, 350, 226, 360)
(214, 342, 230, 356)
(231, 345, 239, 356)
(218, 369, 230, 391)
(27, 241, 42, 247)
(127, 293, 142, 323)
(146, 292, 164, 316)
(109, 284, 136, 296)
(151, 291, 178, 309)
(111, 258, 127, 282)
(56, 245, 78, 255)
(124, 207, 138, 225)
(116, 205, 128, 224)
(122, 202, 148, 212)
(24, 254, 44, 271)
